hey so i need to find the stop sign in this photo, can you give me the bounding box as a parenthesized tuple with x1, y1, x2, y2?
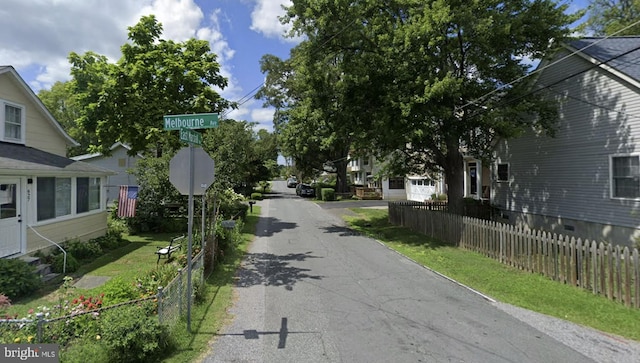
(169, 147, 215, 195)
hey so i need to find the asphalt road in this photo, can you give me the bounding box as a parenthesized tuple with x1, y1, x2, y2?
(201, 181, 640, 363)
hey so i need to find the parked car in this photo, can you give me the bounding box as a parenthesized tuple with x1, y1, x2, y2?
(287, 177, 298, 188)
(296, 183, 315, 198)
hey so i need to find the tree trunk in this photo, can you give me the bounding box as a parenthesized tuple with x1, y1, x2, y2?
(335, 158, 349, 193)
(444, 142, 465, 215)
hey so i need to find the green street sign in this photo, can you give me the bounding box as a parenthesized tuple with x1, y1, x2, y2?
(163, 113, 218, 130)
(179, 128, 202, 145)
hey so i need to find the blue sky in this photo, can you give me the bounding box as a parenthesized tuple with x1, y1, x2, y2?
(0, 0, 591, 133)
(0, 0, 298, 132)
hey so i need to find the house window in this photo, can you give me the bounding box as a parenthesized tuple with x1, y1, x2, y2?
(497, 163, 509, 182)
(118, 158, 126, 167)
(77, 177, 101, 213)
(389, 177, 405, 189)
(2, 102, 24, 143)
(611, 155, 640, 198)
(37, 177, 71, 221)
(0, 184, 16, 219)
(363, 157, 369, 165)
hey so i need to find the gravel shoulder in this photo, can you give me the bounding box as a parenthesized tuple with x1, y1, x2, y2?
(493, 302, 640, 363)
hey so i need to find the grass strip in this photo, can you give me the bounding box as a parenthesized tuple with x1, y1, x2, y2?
(165, 206, 261, 363)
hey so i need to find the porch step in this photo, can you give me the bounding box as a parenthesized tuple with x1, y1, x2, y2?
(42, 273, 60, 283)
(35, 263, 52, 277)
(19, 256, 60, 283)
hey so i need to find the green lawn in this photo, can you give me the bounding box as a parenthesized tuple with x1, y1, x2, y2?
(4, 207, 261, 363)
(345, 208, 640, 342)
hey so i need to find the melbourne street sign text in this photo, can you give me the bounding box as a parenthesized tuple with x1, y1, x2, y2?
(163, 113, 218, 130)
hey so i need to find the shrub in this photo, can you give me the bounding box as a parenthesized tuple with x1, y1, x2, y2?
(135, 264, 181, 297)
(100, 304, 174, 363)
(321, 188, 336, 201)
(94, 230, 129, 251)
(429, 193, 447, 201)
(216, 188, 248, 220)
(250, 192, 263, 200)
(101, 276, 139, 304)
(51, 253, 80, 274)
(60, 339, 111, 363)
(0, 259, 42, 299)
(0, 293, 11, 313)
(215, 218, 244, 258)
(258, 180, 271, 193)
(107, 217, 128, 237)
(62, 239, 103, 261)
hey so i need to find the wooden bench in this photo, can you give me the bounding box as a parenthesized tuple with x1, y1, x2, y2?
(155, 235, 184, 263)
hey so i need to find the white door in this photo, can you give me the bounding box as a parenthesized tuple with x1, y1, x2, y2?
(0, 179, 21, 257)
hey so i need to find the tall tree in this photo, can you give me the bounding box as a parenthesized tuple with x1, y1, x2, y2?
(276, 0, 579, 213)
(38, 81, 91, 156)
(69, 15, 233, 156)
(202, 119, 275, 195)
(259, 3, 382, 192)
(586, 0, 640, 35)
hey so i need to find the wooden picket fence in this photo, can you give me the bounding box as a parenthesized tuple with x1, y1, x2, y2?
(388, 202, 640, 309)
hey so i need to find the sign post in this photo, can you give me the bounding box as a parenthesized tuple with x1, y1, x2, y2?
(166, 113, 217, 333)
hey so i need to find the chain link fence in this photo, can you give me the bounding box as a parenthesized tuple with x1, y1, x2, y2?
(0, 250, 206, 343)
(157, 249, 205, 326)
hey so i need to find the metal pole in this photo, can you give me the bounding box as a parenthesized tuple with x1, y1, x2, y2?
(187, 144, 194, 333)
(211, 194, 217, 272)
(201, 195, 206, 250)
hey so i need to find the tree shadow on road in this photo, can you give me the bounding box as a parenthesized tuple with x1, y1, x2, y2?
(254, 217, 298, 237)
(235, 251, 324, 290)
(320, 224, 362, 237)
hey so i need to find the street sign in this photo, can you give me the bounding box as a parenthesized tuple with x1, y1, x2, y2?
(163, 113, 218, 130)
(179, 128, 201, 145)
(169, 147, 215, 195)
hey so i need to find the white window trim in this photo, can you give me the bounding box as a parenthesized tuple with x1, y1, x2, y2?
(1, 99, 26, 144)
(34, 176, 105, 225)
(609, 153, 640, 200)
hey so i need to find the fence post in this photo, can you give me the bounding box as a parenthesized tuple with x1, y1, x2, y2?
(36, 312, 44, 343)
(178, 268, 184, 316)
(634, 248, 639, 308)
(157, 286, 164, 324)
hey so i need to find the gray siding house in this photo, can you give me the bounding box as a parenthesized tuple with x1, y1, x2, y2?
(492, 37, 640, 248)
(72, 143, 142, 206)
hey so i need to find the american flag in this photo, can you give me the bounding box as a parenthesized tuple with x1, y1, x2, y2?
(117, 185, 138, 218)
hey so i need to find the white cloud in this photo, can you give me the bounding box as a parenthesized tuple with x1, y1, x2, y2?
(251, 108, 274, 123)
(250, 0, 299, 43)
(138, 0, 204, 41)
(0, 0, 275, 129)
(0, 0, 137, 90)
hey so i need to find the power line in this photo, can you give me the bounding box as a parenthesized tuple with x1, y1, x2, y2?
(458, 16, 640, 112)
(464, 42, 640, 122)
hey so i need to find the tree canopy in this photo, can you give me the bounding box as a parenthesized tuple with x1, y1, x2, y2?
(586, 0, 640, 35)
(69, 15, 233, 156)
(38, 81, 89, 157)
(202, 119, 277, 195)
(260, 0, 580, 212)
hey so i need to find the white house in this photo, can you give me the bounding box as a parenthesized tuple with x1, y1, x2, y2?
(0, 66, 115, 258)
(72, 142, 143, 206)
(492, 37, 640, 248)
